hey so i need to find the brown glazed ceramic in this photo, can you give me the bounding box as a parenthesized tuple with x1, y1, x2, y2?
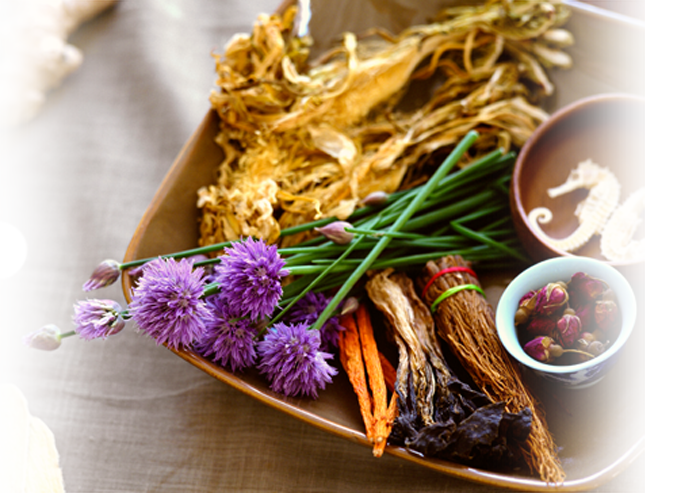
(122, 1, 644, 490)
(510, 94, 645, 272)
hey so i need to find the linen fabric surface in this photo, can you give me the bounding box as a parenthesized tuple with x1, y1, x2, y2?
(1, 1, 644, 492)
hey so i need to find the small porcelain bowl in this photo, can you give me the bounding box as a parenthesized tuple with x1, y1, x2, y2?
(495, 256, 636, 389)
(510, 93, 645, 272)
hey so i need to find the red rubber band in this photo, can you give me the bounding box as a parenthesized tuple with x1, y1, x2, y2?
(421, 266, 478, 299)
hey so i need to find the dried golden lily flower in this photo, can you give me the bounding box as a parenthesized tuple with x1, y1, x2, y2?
(199, 0, 573, 248)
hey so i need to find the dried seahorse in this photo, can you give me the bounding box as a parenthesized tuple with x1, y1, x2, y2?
(600, 187, 645, 262)
(528, 159, 620, 252)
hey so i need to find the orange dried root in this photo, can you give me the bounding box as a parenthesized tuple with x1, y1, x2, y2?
(339, 307, 397, 458)
(338, 313, 375, 440)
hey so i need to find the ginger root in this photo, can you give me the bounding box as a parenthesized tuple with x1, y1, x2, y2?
(1, 0, 118, 126)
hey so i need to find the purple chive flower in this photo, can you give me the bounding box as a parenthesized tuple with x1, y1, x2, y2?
(195, 297, 258, 372)
(130, 257, 213, 349)
(73, 299, 126, 340)
(23, 324, 63, 351)
(283, 291, 344, 350)
(83, 259, 121, 291)
(257, 322, 337, 399)
(214, 237, 288, 321)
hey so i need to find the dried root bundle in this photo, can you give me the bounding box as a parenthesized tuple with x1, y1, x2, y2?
(419, 255, 565, 483)
(199, 0, 573, 247)
(366, 269, 532, 470)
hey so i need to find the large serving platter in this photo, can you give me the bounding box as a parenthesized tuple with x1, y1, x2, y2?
(122, 1, 644, 490)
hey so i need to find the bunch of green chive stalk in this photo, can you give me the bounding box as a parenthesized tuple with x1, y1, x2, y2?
(122, 131, 530, 333)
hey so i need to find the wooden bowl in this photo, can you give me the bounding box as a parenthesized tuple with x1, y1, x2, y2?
(510, 94, 645, 274)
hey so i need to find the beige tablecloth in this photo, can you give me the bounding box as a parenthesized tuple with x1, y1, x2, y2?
(1, 1, 645, 491)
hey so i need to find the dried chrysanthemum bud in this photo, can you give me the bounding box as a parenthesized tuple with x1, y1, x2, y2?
(555, 308, 582, 348)
(524, 315, 556, 337)
(360, 191, 389, 206)
(514, 289, 539, 325)
(83, 259, 121, 291)
(534, 282, 569, 316)
(567, 272, 607, 308)
(314, 221, 354, 245)
(594, 300, 620, 332)
(524, 336, 556, 363)
(23, 324, 63, 351)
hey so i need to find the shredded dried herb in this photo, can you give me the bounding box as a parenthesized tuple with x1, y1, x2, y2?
(365, 269, 532, 471)
(420, 255, 565, 483)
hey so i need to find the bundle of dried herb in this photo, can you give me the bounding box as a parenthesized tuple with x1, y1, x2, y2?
(365, 269, 532, 471)
(419, 255, 564, 483)
(200, 0, 573, 247)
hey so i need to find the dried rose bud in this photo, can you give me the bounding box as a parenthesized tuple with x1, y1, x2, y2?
(314, 221, 354, 245)
(534, 282, 569, 316)
(514, 290, 538, 325)
(549, 343, 564, 359)
(360, 191, 389, 206)
(523, 336, 556, 363)
(83, 259, 121, 291)
(567, 272, 608, 308)
(594, 300, 620, 332)
(23, 324, 63, 351)
(601, 288, 617, 302)
(575, 303, 596, 332)
(555, 308, 582, 348)
(574, 338, 590, 351)
(524, 315, 556, 337)
(579, 332, 595, 343)
(587, 340, 606, 357)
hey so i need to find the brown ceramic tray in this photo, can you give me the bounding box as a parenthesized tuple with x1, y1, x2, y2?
(122, 1, 644, 490)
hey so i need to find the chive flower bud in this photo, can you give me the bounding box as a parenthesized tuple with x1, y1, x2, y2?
(555, 308, 581, 348)
(73, 299, 126, 340)
(567, 272, 607, 308)
(314, 221, 354, 245)
(340, 296, 359, 316)
(83, 259, 121, 291)
(22, 324, 63, 351)
(534, 282, 568, 316)
(523, 336, 556, 363)
(360, 191, 389, 206)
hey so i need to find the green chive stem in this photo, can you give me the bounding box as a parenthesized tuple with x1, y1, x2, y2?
(310, 131, 479, 332)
